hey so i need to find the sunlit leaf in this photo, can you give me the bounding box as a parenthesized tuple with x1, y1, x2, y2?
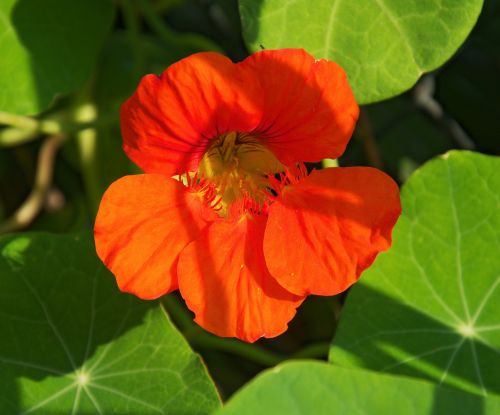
(330, 151, 500, 396)
(0, 232, 221, 414)
(218, 361, 500, 414)
(239, 0, 483, 103)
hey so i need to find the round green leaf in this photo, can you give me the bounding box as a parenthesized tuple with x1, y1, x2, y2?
(0, 232, 221, 414)
(239, 0, 483, 103)
(0, 0, 114, 115)
(218, 361, 500, 415)
(330, 151, 500, 396)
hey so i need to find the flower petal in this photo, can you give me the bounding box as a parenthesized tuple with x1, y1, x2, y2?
(177, 215, 304, 342)
(243, 48, 359, 164)
(121, 49, 358, 176)
(121, 52, 262, 175)
(264, 167, 401, 296)
(94, 174, 212, 299)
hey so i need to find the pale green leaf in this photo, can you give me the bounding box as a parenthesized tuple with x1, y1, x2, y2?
(218, 361, 500, 415)
(330, 151, 500, 396)
(239, 0, 483, 103)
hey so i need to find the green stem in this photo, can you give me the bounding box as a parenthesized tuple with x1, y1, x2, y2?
(0, 111, 40, 146)
(0, 111, 38, 131)
(189, 333, 283, 367)
(163, 294, 332, 366)
(0, 112, 115, 147)
(321, 158, 339, 168)
(162, 295, 283, 366)
(162, 294, 195, 331)
(73, 82, 101, 215)
(291, 342, 330, 359)
(0, 111, 61, 134)
(0, 127, 39, 147)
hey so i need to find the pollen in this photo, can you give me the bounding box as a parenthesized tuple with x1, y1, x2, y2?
(197, 131, 285, 216)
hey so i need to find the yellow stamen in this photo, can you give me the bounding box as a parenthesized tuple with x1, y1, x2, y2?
(198, 132, 284, 215)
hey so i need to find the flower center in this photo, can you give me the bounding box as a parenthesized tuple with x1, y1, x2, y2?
(198, 131, 285, 216)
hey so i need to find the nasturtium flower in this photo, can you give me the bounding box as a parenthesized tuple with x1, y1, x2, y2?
(94, 49, 401, 342)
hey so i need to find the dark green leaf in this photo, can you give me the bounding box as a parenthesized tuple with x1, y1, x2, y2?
(0, 232, 221, 414)
(436, 1, 500, 153)
(0, 0, 114, 115)
(341, 96, 454, 182)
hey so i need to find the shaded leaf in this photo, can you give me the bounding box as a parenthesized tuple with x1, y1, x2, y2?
(0, 232, 221, 414)
(341, 95, 454, 182)
(0, 0, 114, 115)
(436, 0, 500, 152)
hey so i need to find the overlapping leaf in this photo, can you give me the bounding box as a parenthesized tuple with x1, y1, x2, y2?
(218, 361, 500, 414)
(239, 0, 483, 103)
(0, 0, 114, 114)
(330, 151, 500, 396)
(0, 232, 221, 414)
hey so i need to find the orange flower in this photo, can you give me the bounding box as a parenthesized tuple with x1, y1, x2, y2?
(94, 49, 401, 342)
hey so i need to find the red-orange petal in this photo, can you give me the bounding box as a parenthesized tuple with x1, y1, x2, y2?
(121, 49, 358, 176)
(263, 167, 401, 296)
(121, 52, 262, 176)
(243, 49, 359, 165)
(94, 174, 212, 300)
(177, 215, 304, 342)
